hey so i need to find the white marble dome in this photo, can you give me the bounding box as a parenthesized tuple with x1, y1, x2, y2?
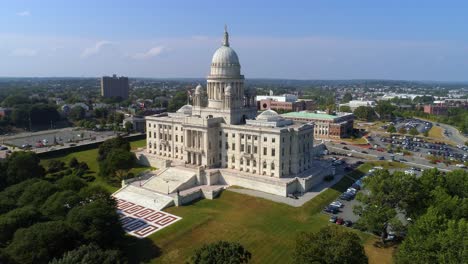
(176, 104, 192, 115)
(257, 109, 281, 121)
(211, 46, 240, 66)
(209, 27, 241, 77)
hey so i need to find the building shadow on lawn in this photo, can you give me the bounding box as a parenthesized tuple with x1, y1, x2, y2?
(124, 236, 161, 264)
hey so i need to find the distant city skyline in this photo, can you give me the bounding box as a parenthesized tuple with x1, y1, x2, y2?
(1, 0, 468, 81)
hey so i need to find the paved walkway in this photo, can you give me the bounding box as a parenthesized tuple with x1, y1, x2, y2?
(228, 165, 347, 207)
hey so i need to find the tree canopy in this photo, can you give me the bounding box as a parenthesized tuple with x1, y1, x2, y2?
(293, 226, 368, 264)
(189, 241, 252, 264)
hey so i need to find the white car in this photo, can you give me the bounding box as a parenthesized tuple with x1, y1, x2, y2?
(404, 170, 416, 175)
(346, 187, 357, 194)
(455, 164, 466, 168)
(330, 201, 343, 208)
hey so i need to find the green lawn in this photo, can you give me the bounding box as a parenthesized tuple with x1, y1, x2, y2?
(40, 139, 149, 193)
(125, 164, 394, 264)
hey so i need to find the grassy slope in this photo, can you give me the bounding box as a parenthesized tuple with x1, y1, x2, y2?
(40, 139, 148, 193)
(125, 164, 394, 264)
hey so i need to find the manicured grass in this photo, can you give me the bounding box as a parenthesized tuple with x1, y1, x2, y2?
(428, 126, 444, 139)
(341, 137, 368, 145)
(40, 139, 149, 193)
(131, 139, 147, 149)
(125, 164, 393, 264)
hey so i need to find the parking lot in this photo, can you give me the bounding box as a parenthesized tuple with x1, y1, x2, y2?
(1, 128, 117, 150)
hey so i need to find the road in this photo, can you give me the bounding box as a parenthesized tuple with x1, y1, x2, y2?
(438, 123, 467, 146)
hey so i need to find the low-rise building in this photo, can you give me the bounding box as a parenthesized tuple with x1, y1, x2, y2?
(282, 111, 354, 139)
(340, 99, 376, 111)
(256, 91, 314, 112)
(123, 115, 146, 133)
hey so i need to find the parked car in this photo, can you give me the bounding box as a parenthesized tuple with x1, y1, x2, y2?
(0, 146, 8, 150)
(330, 201, 343, 208)
(343, 146, 350, 150)
(343, 220, 353, 227)
(324, 206, 339, 214)
(336, 218, 344, 225)
(340, 193, 354, 201)
(329, 215, 338, 223)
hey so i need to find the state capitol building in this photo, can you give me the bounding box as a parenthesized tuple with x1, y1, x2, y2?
(145, 28, 316, 178)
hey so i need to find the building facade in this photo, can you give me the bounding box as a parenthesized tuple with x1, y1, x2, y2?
(282, 112, 354, 139)
(145, 28, 315, 178)
(101, 74, 129, 99)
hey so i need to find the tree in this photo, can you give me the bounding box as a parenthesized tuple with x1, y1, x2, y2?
(5, 151, 45, 186)
(375, 101, 396, 121)
(99, 148, 136, 181)
(56, 175, 87, 191)
(30, 103, 60, 125)
(68, 106, 86, 121)
(0, 178, 40, 213)
(47, 160, 66, 174)
(342, 92, 353, 103)
(68, 157, 79, 169)
(168, 91, 188, 112)
(66, 200, 124, 248)
(353, 106, 376, 121)
(398, 127, 407, 134)
(97, 136, 130, 161)
(50, 243, 123, 264)
(387, 124, 396, 133)
(409, 127, 419, 136)
(294, 226, 368, 264)
(339, 105, 352, 113)
(124, 121, 133, 132)
(17, 180, 58, 207)
(5, 221, 79, 264)
(189, 241, 251, 264)
(0, 206, 42, 245)
(40, 190, 82, 220)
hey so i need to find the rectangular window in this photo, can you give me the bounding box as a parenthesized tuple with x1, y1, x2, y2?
(181, 136, 184, 143)
(247, 145, 251, 154)
(272, 138, 276, 143)
(225, 142, 229, 149)
(241, 144, 245, 152)
(254, 146, 258, 154)
(248, 135, 251, 140)
(282, 148, 284, 156)
(232, 143, 235, 151)
(264, 137, 267, 142)
(176, 135, 178, 142)
(272, 149, 275, 156)
(263, 147, 267, 155)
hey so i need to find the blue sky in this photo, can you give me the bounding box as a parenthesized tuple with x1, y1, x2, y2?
(1, 0, 467, 81)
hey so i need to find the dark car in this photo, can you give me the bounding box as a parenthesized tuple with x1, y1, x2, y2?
(343, 146, 350, 150)
(340, 193, 354, 201)
(329, 216, 338, 223)
(324, 206, 339, 214)
(343, 220, 353, 227)
(378, 156, 385, 160)
(361, 151, 368, 154)
(340, 142, 347, 145)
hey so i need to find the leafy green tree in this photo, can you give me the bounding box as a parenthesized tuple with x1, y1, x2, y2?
(0, 206, 42, 245)
(68, 157, 79, 169)
(66, 200, 124, 248)
(56, 175, 87, 191)
(339, 105, 352, 113)
(342, 92, 353, 103)
(387, 124, 396, 133)
(5, 221, 79, 264)
(30, 103, 60, 125)
(11, 106, 30, 128)
(5, 151, 45, 186)
(398, 127, 407, 134)
(0, 178, 40, 213)
(68, 106, 86, 121)
(50, 243, 123, 264)
(408, 127, 419, 136)
(97, 136, 130, 161)
(17, 180, 58, 207)
(294, 226, 368, 264)
(124, 121, 133, 132)
(353, 106, 376, 121)
(2, 95, 30, 107)
(168, 91, 188, 112)
(47, 160, 66, 174)
(375, 101, 396, 120)
(189, 241, 251, 264)
(99, 149, 136, 182)
(41, 191, 82, 220)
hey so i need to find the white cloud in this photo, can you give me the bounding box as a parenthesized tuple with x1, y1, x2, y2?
(17, 11, 31, 17)
(132, 46, 166, 59)
(80, 40, 113, 58)
(11, 48, 37, 57)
